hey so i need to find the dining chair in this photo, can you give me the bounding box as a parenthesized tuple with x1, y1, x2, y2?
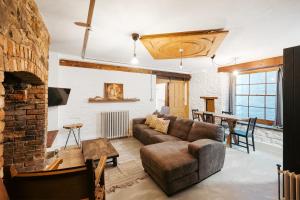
(230, 117, 257, 153)
(191, 109, 200, 121)
(203, 112, 215, 124)
(221, 111, 232, 141)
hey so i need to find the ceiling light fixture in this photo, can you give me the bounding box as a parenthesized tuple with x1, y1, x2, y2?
(233, 70, 239, 76)
(131, 33, 140, 65)
(179, 48, 184, 70)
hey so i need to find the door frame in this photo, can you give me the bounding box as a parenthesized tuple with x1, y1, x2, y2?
(156, 77, 190, 118)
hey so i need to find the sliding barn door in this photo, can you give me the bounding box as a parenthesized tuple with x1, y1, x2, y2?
(169, 80, 189, 118)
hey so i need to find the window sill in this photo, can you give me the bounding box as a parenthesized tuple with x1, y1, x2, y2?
(237, 121, 283, 131)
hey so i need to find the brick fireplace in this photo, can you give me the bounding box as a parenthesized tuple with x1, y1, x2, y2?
(3, 75, 47, 172)
(0, 0, 50, 176)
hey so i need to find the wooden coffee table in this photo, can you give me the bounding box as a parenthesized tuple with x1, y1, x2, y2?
(82, 138, 119, 166)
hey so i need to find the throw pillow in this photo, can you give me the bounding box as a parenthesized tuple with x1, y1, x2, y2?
(155, 118, 170, 134)
(145, 115, 153, 125)
(149, 115, 159, 129)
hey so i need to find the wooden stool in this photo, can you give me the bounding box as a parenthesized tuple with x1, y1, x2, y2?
(63, 123, 83, 149)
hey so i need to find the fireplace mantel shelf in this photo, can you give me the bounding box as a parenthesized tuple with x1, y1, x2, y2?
(88, 98, 140, 103)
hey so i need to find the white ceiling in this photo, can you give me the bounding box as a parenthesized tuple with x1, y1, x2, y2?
(36, 0, 300, 73)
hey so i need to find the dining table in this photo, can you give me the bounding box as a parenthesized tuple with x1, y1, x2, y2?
(194, 111, 248, 146)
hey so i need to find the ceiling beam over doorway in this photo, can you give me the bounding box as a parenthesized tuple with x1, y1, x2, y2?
(59, 59, 191, 80)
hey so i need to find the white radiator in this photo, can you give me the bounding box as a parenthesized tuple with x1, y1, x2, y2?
(278, 165, 300, 200)
(283, 171, 300, 200)
(100, 111, 129, 139)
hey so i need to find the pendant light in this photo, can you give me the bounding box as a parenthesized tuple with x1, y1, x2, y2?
(131, 33, 140, 65)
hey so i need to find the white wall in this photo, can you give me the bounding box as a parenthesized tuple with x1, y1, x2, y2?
(48, 52, 60, 131)
(190, 69, 230, 115)
(48, 52, 156, 149)
(48, 52, 231, 149)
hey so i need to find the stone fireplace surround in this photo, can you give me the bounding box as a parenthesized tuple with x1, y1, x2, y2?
(0, 0, 50, 177)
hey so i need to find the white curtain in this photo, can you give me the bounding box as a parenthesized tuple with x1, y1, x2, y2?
(229, 73, 236, 114)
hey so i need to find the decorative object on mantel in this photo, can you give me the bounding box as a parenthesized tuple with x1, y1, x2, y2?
(88, 97, 140, 103)
(104, 83, 123, 100)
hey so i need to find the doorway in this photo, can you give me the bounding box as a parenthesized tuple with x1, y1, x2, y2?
(156, 78, 189, 118)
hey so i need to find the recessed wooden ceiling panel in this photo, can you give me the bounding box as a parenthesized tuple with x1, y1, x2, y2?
(140, 29, 229, 60)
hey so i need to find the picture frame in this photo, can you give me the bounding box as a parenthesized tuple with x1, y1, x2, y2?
(104, 83, 124, 100)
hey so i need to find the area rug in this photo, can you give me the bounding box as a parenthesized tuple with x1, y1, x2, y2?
(105, 160, 148, 193)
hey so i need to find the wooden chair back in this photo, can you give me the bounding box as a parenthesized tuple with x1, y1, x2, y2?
(192, 109, 200, 120)
(221, 111, 232, 125)
(203, 112, 215, 124)
(246, 117, 257, 136)
(4, 159, 96, 200)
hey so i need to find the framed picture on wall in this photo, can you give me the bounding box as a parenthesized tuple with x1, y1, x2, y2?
(104, 83, 124, 100)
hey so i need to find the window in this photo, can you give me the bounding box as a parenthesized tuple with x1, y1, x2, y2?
(235, 71, 277, 124)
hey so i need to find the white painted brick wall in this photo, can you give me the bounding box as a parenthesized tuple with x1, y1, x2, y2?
(190, 70, 230, 116)
(48, 52, 156, 149)
(255, 127, 283, 147)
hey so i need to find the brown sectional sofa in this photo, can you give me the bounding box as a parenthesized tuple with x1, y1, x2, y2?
(133, 115, 226, 196)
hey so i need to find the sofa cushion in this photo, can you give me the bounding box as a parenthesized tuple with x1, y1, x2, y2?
(139, 128, 161, 145)
(162, 115, 177, 134)
(169, 119, 194, 140)
(133, 123, 149, 140)
(140, 141, 198, 182)
(188, 139, 225, 181)
(134, 124, 149, 132)
(187, 121, 223, 142)
(151, 134, 181, 143)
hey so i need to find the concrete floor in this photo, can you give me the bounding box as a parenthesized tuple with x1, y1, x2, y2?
(108, 138, 282, 200)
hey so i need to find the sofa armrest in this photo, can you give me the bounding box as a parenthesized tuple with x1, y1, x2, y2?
(188, 139, 226, 181)
(132, 118, 146, 126)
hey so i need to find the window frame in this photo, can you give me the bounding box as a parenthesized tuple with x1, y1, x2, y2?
(235, 70, 277, 126)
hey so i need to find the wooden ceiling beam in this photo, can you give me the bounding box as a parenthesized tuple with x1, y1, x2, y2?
(80, 0, 96, 59)
(217, 56, 283, 73)
(59, 59, 191, 80)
